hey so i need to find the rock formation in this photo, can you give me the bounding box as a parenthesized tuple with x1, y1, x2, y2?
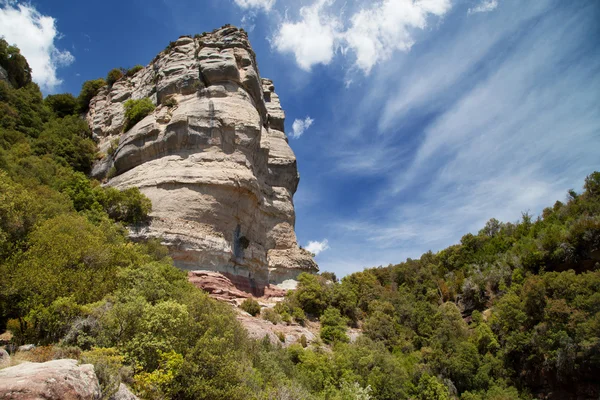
(87, 26, 317, 295)
(0, 359, 101, 399)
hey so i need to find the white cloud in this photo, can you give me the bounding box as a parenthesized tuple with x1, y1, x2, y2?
(0, 2, 74, 91)
(297, 1, 600, 276)
(468, 0, 498, 14)
(272, 0, 341, 71)
(269, 0, 451, 73)
(291, 116, 314, 138)
(305, 239, 330, 256)
(344, 0, 451, 73)
(234, 0, 275, 11)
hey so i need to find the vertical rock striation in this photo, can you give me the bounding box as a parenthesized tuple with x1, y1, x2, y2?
(87, 26, 317, 294)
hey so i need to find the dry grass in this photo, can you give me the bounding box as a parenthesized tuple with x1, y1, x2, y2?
(1, 345, 82, 369)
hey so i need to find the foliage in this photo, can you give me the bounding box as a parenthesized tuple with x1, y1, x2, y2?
(240, 298, 261, 316)
(106, 68, 124, 86)
(44, 93, 78, 118)
(1, 42, 599, 400)
(0, 38, 32, 88)
(123, 98, 155, 131)
(81, 347, 124, 399)
(126, 65, 144, 77)
(78, 78, 106, 112)
(320, 307, 348, 344)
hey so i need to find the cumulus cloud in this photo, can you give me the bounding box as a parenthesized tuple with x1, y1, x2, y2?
(272, 0, 341, 71)
(305, 239, 330, 256)
(0, 2, 74, 91)
(234, 0, 275, 11)
(269, 0, 451, 73)
(344, 0, 451, 73)
(291, 116, 314, 138)
(468, 0, 498, 14)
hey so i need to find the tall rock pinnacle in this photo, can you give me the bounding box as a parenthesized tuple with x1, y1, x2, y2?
(87, 25, 318, 294)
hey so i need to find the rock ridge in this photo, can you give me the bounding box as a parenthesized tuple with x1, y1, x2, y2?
(87, 25, 317, 293)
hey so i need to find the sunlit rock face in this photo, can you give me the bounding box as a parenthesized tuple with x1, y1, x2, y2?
(87, 26, 317, 294)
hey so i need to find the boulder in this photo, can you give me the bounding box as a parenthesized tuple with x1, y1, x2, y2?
(108, 384, 138, 400)
(0, 359, 101, 399)
(0, 348, 10, 368)
(17, 344, 35, 352)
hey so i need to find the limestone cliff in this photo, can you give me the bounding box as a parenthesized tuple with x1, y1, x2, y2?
(87, 26, 317, 294)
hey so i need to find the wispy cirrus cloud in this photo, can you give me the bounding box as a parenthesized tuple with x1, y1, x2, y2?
(0, 1, 74, 91)
(233, 0, 600, 277)
(468, 0, 499, 14)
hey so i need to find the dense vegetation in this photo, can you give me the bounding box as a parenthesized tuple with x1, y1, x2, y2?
(1, 39, 599, 400)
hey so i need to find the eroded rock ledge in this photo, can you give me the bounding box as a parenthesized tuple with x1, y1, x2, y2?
(87, 26, 318, 294)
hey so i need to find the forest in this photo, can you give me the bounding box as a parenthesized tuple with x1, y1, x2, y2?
(1, 39, 599, 399)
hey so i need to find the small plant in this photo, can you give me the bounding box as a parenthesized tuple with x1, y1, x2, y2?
(299, 334, 308, 348)
(126, 65, 144, 77)
(107, 138, 119, 157)
(277, 331, 286, 343)
(240, 298, 261, 316)
(163, 41, 176, 54)
(107, 166, 117, 180)
(106, 68, 124, 86)
(123, 98, 155, 131)
(262, 308, 281, 325)
(162, 96, 177, 108)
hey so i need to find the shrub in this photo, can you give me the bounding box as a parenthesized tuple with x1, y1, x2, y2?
(126, 65, 144, 77)
(262, 308, 281, 325)
(107, 138, 119, 157)
(277, 331, 286, 343)
(240, 298, 261, 316)
(162, 96, 177, 107)
(123, 98, 155, 131)
(80, 347, 124, 399)
(299, 334, 308, 348)
(106, 68, 124, 86)
(78, 78, 106, 112)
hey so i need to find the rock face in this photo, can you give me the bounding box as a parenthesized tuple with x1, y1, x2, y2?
(87, 26, 317, 295)
(0, 359, 101, 399)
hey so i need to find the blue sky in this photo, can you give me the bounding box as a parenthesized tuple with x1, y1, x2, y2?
(1, 0, 599, 276)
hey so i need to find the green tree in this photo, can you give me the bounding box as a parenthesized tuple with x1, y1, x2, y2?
(320, 307, 348, 344)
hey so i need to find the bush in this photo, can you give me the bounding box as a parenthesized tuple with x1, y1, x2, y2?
(126, 65, 144, 77)
(277, 331, 286, 343)
(106, 68, 124, 86)
(299, 334, 308, 348)
(262, 308, 282, 325)
(240, 298, 261, 316)
(123, 98, 155, 131)
(78, 78, 106, 112)
(80, 347, 124, 399)
(162, 96, 177, 107)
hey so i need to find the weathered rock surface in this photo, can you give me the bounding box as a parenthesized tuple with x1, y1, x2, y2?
(188, 270, 287, 302)
(0, 348, 10, 368)
(0, 359, 101, 399)
(108, 384, 138, 400)
(88, 26, 317, 294)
